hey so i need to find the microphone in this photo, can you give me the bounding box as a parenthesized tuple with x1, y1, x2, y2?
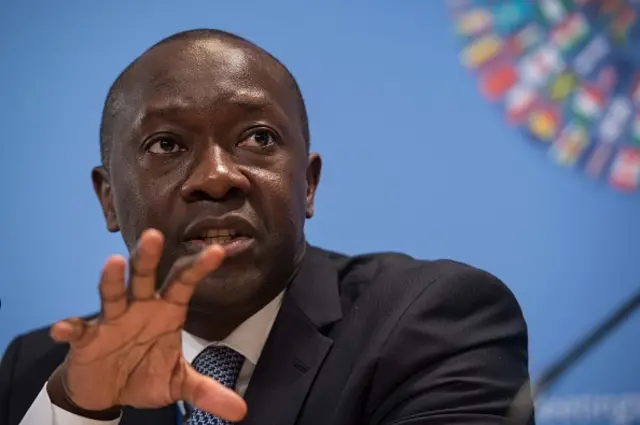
(507, 287, 640, 424)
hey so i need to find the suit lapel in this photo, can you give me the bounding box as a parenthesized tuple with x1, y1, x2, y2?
(241, 247, 342, 425)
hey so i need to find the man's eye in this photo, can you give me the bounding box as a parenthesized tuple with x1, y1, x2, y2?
(239, 129, 276, 148)
(147, 138, 184, 154)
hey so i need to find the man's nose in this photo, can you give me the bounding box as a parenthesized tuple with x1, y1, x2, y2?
(181, 144, 251, 201)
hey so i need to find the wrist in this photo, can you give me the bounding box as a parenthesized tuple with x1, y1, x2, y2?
(47, 365, 122, 421)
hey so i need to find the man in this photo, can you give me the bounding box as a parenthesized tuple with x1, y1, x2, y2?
(0, 29, 534, 425)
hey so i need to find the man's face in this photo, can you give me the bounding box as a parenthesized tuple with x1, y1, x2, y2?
(92, 38, 321, 316)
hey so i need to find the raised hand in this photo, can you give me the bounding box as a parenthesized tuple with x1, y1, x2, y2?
(46, 229, 247, 421)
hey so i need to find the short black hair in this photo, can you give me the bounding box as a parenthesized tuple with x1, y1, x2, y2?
(99, 29, 310, 169)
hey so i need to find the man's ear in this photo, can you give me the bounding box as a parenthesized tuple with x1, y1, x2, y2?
(91, 166, 119, 232)
(305, 153, 322, 219)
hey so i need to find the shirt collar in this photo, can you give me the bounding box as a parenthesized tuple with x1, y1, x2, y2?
(182, 291, 285, 365)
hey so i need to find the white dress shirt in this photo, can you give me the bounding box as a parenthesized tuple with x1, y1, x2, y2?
(19, 292, 284, 425)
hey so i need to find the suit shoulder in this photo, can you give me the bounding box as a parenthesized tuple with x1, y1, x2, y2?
(400, 258, 524, 320)
(322, 249, 430, 304)
(322, 247, 430, 286)
(0, 324, 69, 425)
(325, 247, 521, 315)
(413, 259, 517, 300)
(2, 323, 62, 371)
(1, 316, 89, 388)
(329, 247, 509, 293)
(411, 260, 525, 323)
(10, 311, 99, 359)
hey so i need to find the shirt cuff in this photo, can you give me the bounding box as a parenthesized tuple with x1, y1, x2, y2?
(19, 382, 122, 425)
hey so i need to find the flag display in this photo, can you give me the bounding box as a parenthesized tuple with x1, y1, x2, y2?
(447, 0, 640, 193)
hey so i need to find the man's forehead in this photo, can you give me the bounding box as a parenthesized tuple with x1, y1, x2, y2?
(131, 38, 285, 88)
(119, 38, 292, 110)
(101, 34, 307, 152)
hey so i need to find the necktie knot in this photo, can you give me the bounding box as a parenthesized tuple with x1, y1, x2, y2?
(187, 345, 244, 424)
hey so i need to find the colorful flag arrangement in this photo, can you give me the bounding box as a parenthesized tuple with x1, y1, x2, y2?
(447, 0, 640, 193)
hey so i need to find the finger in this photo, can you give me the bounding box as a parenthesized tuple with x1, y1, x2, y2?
(162, 245, 225, 306)
(181, 365, 247, 421)
(99, 255, 128, 320)
(50, 317, 88, 344)
(129, 229, 164, 301)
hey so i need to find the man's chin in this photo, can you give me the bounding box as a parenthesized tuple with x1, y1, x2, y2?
(189, 267, 263, 308)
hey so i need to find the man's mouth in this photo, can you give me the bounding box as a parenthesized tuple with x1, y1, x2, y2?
(198, 228, 241, 245)
(182, 215, 257, 257)
(189, 229, 248, 246)
(184, 228, 254, 257)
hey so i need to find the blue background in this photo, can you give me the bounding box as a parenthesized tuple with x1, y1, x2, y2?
(1, 1, 638, 423)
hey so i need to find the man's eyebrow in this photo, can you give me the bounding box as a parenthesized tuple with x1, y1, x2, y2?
(224, 89, 290, 119)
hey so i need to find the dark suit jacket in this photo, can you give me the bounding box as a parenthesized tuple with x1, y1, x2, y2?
(1, 246, 534, 425)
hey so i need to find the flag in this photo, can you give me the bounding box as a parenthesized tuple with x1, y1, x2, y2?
(597, 65, 619, 94)
(461, 34, 503, 69)
(572, 35, 611, 78)
(547, 71, 578, 103)
(550, 13, 590, 53)
(518, 45, 564, 87)
(528, 104, 561, 142)
(609, 147, 640, 191)
(598, 97, 633, 144)
(480, 63, 518, 100)
(610, 7, 637, 42)
(572, 83, 605, 122)
(504, 84, 538, 124)
(505, 23, 544, 56)
(455, 8, 493, 37)
(632, 113, 640, 144)
(585, 143, 614, 178)
(630, 72, 640, 104)
(550, 123, 590, 165)
(599, 0, 626, 16)
(537, 0, 573, 25)
(491, 0, 534, 34)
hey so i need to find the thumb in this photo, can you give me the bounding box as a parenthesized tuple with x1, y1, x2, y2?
(181, 364, 247, 421)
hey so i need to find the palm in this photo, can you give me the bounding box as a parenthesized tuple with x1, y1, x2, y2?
(66, 300, 188, 409)
(51, 230, 245, 419)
